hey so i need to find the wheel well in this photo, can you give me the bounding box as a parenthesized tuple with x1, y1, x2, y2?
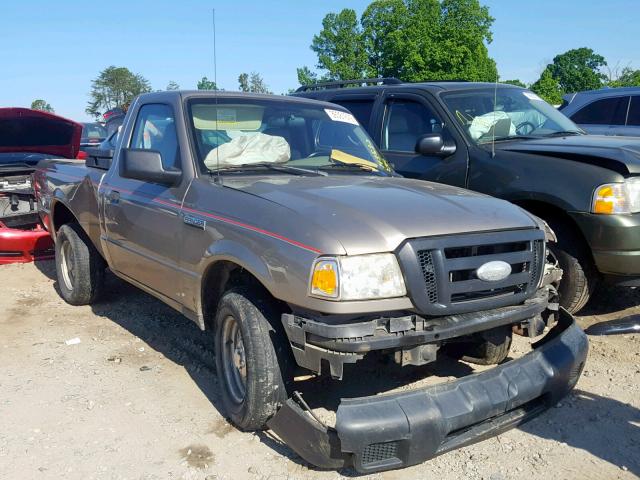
(513, 199, 593, 257)
(201, 261, 284, 330)
(52, 202, 77, 235)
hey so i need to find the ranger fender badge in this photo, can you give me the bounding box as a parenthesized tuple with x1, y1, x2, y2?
(183, 214, 206, 230)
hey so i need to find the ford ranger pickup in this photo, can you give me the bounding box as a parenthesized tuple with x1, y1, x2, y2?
(34, 91, 587, 473)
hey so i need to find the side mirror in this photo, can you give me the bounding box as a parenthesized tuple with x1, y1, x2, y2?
(120, 149, 181, 186)
(415, 133, 456, 157)
(85, 147, 114, 170)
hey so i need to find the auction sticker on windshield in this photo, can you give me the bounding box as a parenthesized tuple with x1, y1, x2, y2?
(325, 108, 359, 126)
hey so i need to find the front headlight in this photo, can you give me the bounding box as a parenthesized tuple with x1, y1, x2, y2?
(310, 253, 406, 300)
(592, 177, 640, 214)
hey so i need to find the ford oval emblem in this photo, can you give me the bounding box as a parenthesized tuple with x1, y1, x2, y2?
(476, 261, 512, 282)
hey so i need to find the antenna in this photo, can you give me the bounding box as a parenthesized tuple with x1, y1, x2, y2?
(213, 8, 221, 184)
(491, 73, 498, 158)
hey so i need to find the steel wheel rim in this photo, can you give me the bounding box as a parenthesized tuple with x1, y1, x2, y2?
(60, 240, 75, 291)
(221, 315, 247, 405)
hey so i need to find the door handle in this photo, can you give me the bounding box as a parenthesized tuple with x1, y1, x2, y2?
(106, 190, 120, 204)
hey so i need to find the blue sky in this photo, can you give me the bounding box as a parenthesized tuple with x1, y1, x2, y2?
(1, 0, 637, 121)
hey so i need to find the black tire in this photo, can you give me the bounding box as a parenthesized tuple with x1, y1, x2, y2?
(446, 325, 513, 365)
(545, 218, 598, 314)
(55, 223, 105, 305)
(214, 287, 292, 431)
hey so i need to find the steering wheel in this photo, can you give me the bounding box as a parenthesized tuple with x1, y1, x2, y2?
(516, 121, 536, 135)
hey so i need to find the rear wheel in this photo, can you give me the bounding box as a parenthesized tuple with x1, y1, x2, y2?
(214, 288, 292, 431)
(55, 223, 105, 305)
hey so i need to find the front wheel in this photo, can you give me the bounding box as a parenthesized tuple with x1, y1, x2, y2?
(445, 325, 512, 365)
(55, 223, 105, 305)
(546, 219, 598, 314)
(214, 288, 291, 431)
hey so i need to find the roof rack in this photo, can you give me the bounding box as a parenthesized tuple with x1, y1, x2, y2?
(296, 77, 403, 92)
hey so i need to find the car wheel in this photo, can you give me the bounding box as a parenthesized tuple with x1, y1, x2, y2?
(546, 219, 598, 314)
(55, 223, 105, 305)
(446, 325, 513, 365)
(214, 288, 292, 431)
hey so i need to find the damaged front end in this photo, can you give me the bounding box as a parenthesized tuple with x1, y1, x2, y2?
(269, 310, 588, 473)
(0, 165, 53, 264)
(0, 107, 82, 264)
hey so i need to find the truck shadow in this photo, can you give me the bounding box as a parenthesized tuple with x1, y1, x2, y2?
(518, 389, 640, 477)
(52, 269, 637, 476)
(580, 284, 640, 317)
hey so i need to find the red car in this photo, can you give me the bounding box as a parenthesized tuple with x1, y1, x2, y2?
(0, 108, 82, 264)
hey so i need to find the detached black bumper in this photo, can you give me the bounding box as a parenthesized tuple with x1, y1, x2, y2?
(268, 310, 588, 474)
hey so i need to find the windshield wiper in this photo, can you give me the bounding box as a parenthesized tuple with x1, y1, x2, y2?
(480, 135, 538, 143)
(543, 130, 584, 137)
(215, 163, 327, 176)
(319, 160, 388, 175)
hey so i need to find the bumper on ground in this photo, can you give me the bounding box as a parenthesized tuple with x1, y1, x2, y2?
(0, 224, 54, 264)
(268, 310, 588, 474)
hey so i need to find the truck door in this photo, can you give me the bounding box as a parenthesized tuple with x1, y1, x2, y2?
(102, 102, 187, 302)
(373, 91, 468, 187)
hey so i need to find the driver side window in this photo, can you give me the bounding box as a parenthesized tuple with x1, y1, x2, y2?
(130, 104, 179, 169)
(383, 100, 444, 152)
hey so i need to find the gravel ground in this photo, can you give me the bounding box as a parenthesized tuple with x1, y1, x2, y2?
(1, 261, 638, 480)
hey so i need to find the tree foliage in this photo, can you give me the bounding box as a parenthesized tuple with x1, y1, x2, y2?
(238, 72, 272, 94)
(197, 76, 218, 90)
(546, 47, 607, 93)
(502, 79, 526, 88)
(166, 80, 180, 90)
(86, 66, 151, 118)
(31, 99, 54, 112)
(311, 8, 368, 80)
(530, 68, 563, 105)
(302, 0, 497, 83)
(609, 67, 640, 87)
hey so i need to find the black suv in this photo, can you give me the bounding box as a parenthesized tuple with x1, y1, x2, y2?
(294, 78, 640, 313)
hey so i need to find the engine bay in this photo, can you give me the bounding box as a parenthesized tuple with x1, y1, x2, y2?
(0, 169, 40, 229)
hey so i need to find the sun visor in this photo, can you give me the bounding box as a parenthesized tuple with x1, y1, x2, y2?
(192, 104, 264, 131)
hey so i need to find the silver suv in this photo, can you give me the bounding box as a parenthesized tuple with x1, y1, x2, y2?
(561, 87, 640, 136)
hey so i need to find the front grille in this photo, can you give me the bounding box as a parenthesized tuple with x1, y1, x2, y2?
(361, 441, 399, 466)
(401, 229, 546, 316)
(417, 250, 438, 303)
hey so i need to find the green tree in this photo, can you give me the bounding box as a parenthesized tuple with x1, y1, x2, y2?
(296, 66, 319, 86)
(609, 67, 640, 87)
(503, 79, 526, 88)
(304, 0, 497, 83)
(31, 99, 54, 112)
(310, 8, 369, 80)
(166, 80, 180, 90)
(237, 72, 272, 94)
(197, 76, 218, 90)
(530, 67, 563, 105)
(547, 47, 607, 93)
(86, 66, 151, 118)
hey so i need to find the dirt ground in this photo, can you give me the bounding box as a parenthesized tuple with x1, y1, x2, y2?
(1, 261, 638, 480)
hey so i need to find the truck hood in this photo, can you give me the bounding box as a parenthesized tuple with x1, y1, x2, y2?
(224, 175, 538, 255)
(495, 134, 640, 176)
(0, 108, 82, 159)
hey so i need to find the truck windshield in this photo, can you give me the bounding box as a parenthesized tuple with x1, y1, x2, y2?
(187, 98, 393, 175)
(441, 87, 583, 144)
